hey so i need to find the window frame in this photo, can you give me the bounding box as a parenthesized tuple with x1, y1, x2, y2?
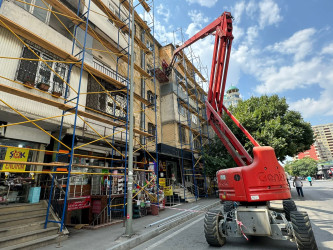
(16, 44, 68, 97)
(15, 0, 52, 24)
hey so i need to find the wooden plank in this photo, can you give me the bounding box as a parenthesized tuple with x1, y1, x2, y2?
(92, 0, 129, 33)
(0, 15, 150, 105)
(178, 97, 205, 122)
(91, 0, 151, 54)
(178, 51, 206, 82)
(0, 160, 67, 166)
(178, 80, 204, 106)
(176, 61, 206, 94)
(0, 160, 154, 173)
(139, 0, 151, 12)
(42, 0, 151, 78)
(121, 1, 151, 32)
(0, 83, 152, 137)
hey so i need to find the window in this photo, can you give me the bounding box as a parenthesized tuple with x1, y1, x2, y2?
(16, 45, 68, 96)
(147, 90, 155, 107)
(15, 0, 51, 24)
(194, 138, 201, 150)
(178, 104, 186, 117)
(179, 126, 186, 143)
(86, 75, 126, 120)
(146, 40, 153, 51)
(191, 114, 198, 125)
(148, 123, 156, 141)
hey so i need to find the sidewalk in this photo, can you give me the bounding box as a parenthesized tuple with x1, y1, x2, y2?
(39, 198, 220, 250)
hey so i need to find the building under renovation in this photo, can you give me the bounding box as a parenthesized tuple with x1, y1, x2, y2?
(0, 0, 211, 247)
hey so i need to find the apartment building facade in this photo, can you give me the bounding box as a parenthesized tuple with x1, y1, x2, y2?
(0, 0, 163, 224)
(313, 123, 333, 161)
(157, 44, 210, 198)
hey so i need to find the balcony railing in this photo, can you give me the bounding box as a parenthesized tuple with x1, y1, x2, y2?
(93, 59, 128, 86)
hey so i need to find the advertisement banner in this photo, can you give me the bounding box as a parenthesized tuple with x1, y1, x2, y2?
(159, 178, 166, 187)
(68, 196, 91, 211)
(3, 147, 30, 171)
(164, 186, 173, 196)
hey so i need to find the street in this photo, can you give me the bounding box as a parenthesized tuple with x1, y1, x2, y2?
(133, 180, 333, 250)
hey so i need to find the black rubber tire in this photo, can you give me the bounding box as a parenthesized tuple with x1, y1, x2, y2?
(290, 211, 318, 250)
(223, 201, 234, 213)
(204, 209, 226, 247)
(283, 199, 297, 221)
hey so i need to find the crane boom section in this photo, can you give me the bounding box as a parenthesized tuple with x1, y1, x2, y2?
(166, 11, 260, 166)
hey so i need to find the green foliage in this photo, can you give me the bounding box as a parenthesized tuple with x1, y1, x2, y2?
(203, 136, 236, 177)
(203, 95, 314, 175)
(284, 157, 318, 177)
(227, 95, 314, 161)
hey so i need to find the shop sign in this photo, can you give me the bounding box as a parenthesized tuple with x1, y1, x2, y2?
(68, 196, 91, 211)
(3, 147, 29, 171)
(164, 186, 173, 196)
(159, 178, 166, 187)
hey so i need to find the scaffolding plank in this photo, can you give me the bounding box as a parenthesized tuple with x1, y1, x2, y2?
(91, 0, 151, 54)
(42, 0, 151, 78)
(0, 160, 67, 166)
(121, 1, 151, 32)
(178, 51, 206, 82)
(178, 80, 204, 106)
(178, 98, 205, 122)
(92, 0, 129, 33)
(0, 15, 150, 106)
(177, 62, 206, 94)
(0, 83, 152, 137)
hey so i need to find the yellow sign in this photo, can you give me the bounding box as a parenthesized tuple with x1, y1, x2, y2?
(164, 186, 173, 196)
(3, 147, 30, 171)
(159, 178, 166, 187)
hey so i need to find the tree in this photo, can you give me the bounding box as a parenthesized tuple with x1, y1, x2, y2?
(203, 95, 314, 175)
(203, 137, 237, 177)
(284, 157, 318, 177)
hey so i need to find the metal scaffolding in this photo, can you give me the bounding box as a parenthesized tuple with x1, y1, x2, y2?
(0, 0, 158, 232)
(173, 28, 210, 200)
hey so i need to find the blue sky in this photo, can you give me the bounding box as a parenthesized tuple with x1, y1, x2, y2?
(136, 0, 333, 126)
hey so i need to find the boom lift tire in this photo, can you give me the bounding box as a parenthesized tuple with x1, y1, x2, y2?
(223, 201, 234, 213)
(283, 200, 297, 221)
(290, 211, 318, 250)
(204, 209, 226, 247)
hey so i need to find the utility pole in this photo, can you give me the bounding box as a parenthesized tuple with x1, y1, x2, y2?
(125, 0, 135, 236)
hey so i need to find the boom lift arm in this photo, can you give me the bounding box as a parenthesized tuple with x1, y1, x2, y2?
(166, 12, 259, 167)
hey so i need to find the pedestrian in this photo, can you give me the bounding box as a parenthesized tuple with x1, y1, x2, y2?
(293, 176, 304, 197)
(307, 176, 312, 186)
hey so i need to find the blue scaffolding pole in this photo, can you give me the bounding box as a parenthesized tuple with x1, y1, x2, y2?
(45, 0, 92, 232)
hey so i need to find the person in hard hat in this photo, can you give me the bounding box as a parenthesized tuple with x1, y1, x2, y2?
(293, 176, 304, 197)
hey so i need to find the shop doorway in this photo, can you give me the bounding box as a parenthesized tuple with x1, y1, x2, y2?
(166, 161, 180, 186)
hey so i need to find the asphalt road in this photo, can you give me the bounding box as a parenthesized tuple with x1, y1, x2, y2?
(133, 180, 333, 250)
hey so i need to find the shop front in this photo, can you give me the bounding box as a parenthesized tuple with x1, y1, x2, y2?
(0, 123, 50, 204)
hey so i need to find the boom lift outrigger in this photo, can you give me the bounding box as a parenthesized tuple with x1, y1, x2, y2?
(164, 12, 318, 250)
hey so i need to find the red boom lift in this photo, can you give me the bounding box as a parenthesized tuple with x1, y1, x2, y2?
(165, 12, 317, 250)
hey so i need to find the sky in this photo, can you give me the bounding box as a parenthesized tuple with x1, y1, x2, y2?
(136, 0, 333, 126)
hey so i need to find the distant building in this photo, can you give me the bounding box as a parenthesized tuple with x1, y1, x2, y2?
(313, 123, 333, 161)
(224, 85, 242, 108)
(295, 145, 319, 160)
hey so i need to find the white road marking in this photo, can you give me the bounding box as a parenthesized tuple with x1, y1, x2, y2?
(145, 215, 204, 249)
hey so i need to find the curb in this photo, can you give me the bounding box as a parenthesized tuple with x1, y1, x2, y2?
(108, 200, 221, 250)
